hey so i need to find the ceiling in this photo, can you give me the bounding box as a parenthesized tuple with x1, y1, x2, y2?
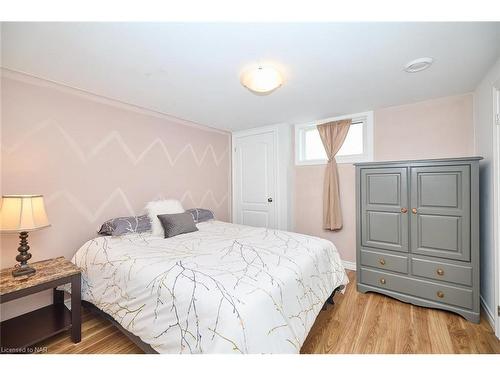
(2, 22, 500, 131)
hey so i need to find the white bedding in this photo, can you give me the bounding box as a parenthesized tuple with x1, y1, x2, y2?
(72, 220, 348, 353)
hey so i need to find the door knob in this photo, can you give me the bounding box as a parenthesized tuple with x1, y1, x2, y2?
(411, 208, 418, 214)
(267, 198, 273, 203)
(401, 208, 408, 213)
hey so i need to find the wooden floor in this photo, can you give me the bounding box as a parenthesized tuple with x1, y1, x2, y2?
(39, 271, 500, 354)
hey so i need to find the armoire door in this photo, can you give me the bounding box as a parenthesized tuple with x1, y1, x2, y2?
(410, 165, 470, 261)
(361, 167, 409, 252)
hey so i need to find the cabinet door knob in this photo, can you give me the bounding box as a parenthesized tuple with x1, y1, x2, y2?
(436, 268, 444, 276)
(411, 208, 418, 214)
(379, 258, 386, 265)
(267, 198, 273, 203)
(437, 291, 444, 298)
(379, 278, 386, 285)
(401, 208, 408, 213)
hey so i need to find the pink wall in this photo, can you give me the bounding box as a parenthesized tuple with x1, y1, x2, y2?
(0, 70, 231, 320)
(294, 94, 475, 264)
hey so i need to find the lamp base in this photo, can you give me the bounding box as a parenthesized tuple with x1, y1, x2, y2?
(12, 231, 36, 278)
(12, 265, 36, 277)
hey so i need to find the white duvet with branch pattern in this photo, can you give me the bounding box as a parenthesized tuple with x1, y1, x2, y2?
(72, 220, 348, 353)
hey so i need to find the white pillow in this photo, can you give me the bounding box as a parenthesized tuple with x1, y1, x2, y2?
(145, 199, 184, 236)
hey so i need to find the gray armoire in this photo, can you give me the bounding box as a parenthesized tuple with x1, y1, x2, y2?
(355, 157, 481, 323)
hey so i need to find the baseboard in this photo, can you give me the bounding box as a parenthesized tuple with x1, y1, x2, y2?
(342, 260, 357, 271)
(480, 295, 495, 330)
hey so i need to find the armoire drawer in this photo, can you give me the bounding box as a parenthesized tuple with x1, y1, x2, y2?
(360, 249, 408, 274)
(360, 267, 473, 310)
(411, 257, 473, 286)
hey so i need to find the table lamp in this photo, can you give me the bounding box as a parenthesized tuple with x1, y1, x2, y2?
(0, 195, 51, 277)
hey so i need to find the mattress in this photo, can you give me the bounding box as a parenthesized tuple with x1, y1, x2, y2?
(71, 220, 348, 353)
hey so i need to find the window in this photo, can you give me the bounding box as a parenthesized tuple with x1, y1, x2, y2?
(295, 111, 373, 165)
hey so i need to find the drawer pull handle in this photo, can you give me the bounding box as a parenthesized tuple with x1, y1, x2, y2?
(379, 258, 386, 266)
(401, 208, 408, 213)
(412, 208, 418, 214)
(379, 278, 386, 285)
(437, 291, 444, 298)
(436, 268, 444, 276)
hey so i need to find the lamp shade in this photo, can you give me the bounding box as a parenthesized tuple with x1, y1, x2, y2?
(240, 65, 283, 94)
(0, 195, 50, 233)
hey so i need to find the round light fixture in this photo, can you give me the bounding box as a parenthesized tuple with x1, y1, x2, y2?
(404, 57, 434, 73)
(240, 65, 283, 95)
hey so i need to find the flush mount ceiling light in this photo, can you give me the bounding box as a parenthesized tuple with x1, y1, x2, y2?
(404, 57, 434, 73)
(240, 65, 284, 95)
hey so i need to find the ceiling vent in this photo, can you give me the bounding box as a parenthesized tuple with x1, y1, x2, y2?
(404, 57, 434, 73)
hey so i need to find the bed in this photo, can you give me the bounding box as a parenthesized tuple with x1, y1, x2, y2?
(71, 220, 348, 353)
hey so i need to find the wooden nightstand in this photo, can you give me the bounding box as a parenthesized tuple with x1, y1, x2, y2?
(0, 257, 81, 353)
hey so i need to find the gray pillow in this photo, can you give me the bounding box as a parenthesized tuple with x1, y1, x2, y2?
(185, 208, 215, 223)
(157, 213, 199, 238)
(98, 215, 151, 236)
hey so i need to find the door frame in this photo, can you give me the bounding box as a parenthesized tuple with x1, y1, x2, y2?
(493, 85, 500, 338)
(231, 123, 292, 231)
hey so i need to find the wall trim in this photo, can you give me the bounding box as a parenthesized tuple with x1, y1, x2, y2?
(342, 260, 357, 271)
(480, 295, 495, 330)
(1, 67, 231, 136)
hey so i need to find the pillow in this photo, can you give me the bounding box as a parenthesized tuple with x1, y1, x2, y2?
(157, 213, 198, 238)
(98, 215, 151, 236)
(185, 208, 215, 223)
(145, 199, 184, 236)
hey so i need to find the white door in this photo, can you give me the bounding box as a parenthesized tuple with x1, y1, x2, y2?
(233, 130, 277, 228)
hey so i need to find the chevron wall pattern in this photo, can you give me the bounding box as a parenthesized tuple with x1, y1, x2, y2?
(0, 71, 231, 319)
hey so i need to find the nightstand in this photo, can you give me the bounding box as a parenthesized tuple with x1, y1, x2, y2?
(0, 257, 81, 353)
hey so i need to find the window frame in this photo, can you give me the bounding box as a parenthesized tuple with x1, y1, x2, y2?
(294, 111, 374, 166)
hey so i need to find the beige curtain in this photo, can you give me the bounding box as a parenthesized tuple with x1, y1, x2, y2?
(317, 119, 352, 230)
